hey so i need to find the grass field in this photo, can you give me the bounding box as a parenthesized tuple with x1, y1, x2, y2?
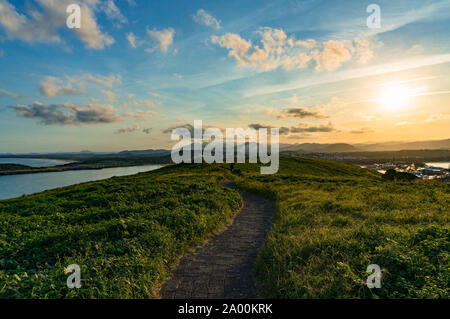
(0, 164, 241, 298)
(234, 157, 449, 298)
(0, 158, 448, 298)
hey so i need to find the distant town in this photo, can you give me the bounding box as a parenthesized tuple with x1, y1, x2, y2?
(360, 162, 450, 181)
(283, 152, 450, 182)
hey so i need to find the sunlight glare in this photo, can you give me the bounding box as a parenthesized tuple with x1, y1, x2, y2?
(379, 86, 411, 112)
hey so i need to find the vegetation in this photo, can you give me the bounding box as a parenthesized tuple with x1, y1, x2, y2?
(0, 157, 448, 298)
(383, 169, 418, 181)
(0, 164, 241, 298)
(234, 157, 449, 298)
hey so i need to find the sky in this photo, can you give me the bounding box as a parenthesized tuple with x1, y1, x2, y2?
(0, 0, 449, 153)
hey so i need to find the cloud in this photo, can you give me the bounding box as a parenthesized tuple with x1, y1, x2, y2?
(278, 107, 328, 119)
(126, 32, 137, 48)
(39, 73, 121, 98)
(103, 0, 127, 25)
(10, 102, 122, 125)
(120, 99, 158, 109)
(425, 113, 450, 123)
(0, 88, 20, 99)
(124, 110, 156, 122)
(101, 89, 116, 102)
(115, 124, 140, 134)
(211, 33, 252, 67)
(311, 40, 353, 71)
(350, 127, 374, 134)
(290, 122, 335, 133)
(163, 123, 195, 134)
(40, 76, 82, 97)
(248, 122, 334, 135)
(146, 27, 175, 52)
(115, 125, 153, 134)
(142, 100, 157, 108)
(193, 9, 220, 29)
(248, 123, 290, 135)
(407, 44, 424, 55)
(0, 0, 114, 49)
(84, 73, 122, 88)
(211, 27, 380, 72)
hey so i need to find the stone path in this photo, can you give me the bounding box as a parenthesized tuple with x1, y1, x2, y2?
(160, 181, 275, 299)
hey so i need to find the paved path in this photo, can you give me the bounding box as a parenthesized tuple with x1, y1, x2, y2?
(160, 181, 275, 299)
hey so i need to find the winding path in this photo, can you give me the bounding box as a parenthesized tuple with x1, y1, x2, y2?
(160, 181, 275, 299)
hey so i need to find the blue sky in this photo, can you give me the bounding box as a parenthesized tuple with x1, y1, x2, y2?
(0, 0, 449, 152)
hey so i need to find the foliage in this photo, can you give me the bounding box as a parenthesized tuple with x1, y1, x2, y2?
(1, 158, 448, 299)
(0, 164, 241, 298)
(234, 157, 449, 298)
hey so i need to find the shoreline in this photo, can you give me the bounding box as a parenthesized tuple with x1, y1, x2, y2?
(0, 162, 170, 177)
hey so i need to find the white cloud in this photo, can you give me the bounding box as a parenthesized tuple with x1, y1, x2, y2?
(101, 89, 116, 102)
(426, 113, 450, 123)
(40, 76, 82, 97)
(120, 99, 158, 109)
(123, 110, 156, 121)
(0, 0, 114, 49)
(146, 27, 175, 52)
(211, 27, 380, 72)
(126, 32, 137, 48)
(84, 73, 122, 88)
(0, 88, 20, 99)
(193, 9, 220, 29)
(39, 73, 121, 98)
(103, 0, 127, 25)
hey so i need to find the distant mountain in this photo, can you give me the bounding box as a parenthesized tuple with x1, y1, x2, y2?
(280, 143, 359, 153)
(1, 139, 448, 159)
(117, 149, 171, 157)
(355, 139, 450, 152)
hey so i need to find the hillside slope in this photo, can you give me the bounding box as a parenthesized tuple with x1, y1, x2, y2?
(235, 157, 449, 298)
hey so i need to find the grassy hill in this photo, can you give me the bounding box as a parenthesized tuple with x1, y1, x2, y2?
(0, 165, 241, 298)
(0, 158, 448, 298)
(234, 157, 449, 298)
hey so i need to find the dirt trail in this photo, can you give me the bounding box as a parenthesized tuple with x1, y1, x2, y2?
(160, 181, 275, 299)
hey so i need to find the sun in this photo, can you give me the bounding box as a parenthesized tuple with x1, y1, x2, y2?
(379, 86, 411, 112)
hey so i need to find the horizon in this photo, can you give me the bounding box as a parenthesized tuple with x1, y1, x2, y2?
(1, 137, 449, 155)
(0, 0, 449, 153)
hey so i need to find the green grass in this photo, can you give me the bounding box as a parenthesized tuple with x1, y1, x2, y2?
(0, 164, 241, 298)
(0, 158, 448, 298)
(234, 157, 449, 298)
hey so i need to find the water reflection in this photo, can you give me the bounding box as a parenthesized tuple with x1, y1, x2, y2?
(0, 165, 164, 200)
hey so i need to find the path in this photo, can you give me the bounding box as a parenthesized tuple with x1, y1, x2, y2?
(160, 181, 275, 299)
